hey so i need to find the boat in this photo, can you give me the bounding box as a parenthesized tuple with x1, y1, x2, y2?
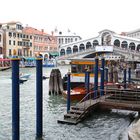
(42, 75, 49, 80)
(20, 57, 36, 68)
(43, 59, 56, 67)
(19, 79, 28, 84)
(0, 58, 11, 71)
(20, 73, 31, 79)
(19, 73, 31, 84)
(62, 45, 123, 101)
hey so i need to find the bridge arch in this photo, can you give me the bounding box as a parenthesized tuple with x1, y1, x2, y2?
(121, 41, 128, 49)
(79, 43, 85, 51)
(93, 40, 99, 47)
(101, 31, 112, 45)
(137, 44, 140, 51)
(66, 47, 72, 54)
(60, 49, 65, 56)
(86, 42, 92, 49)
(129, 42, 135, 50)
(73, 45, 78, 53)
(114, 39, 120, 47)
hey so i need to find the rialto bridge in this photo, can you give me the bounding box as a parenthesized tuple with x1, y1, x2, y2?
(58, 29, 140, 61)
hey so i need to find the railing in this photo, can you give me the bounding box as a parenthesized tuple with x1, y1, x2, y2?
(73, 85, 140, 120)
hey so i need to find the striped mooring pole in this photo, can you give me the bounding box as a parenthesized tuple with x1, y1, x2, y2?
(36, 58, 43, 138)
(12, 58, 20, 140)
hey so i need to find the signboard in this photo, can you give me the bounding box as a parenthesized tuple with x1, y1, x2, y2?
(95, 46, 113, 52)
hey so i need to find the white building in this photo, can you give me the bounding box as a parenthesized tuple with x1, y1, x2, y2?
(53, 28, 82, 51)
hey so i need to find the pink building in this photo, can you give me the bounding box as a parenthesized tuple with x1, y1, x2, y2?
(23, 27, 57, 58)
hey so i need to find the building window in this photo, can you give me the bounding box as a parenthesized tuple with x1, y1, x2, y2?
(13, 41, 15, 45)
(9, 49, 12, 55)
(0, 35, 1, 42)
(17, 33, 19, 38)
(75, 38, 77, 41)
(9, 40, 11, 45)
(13, 33, 16, 37)
(30, 42, 32, 47)
(9, 32, 12, 37)
(30, 35, 32, 39)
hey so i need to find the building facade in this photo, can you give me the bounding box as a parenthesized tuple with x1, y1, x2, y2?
(2, 21, 33, 58)
(53, 28, 82, 51)
(23, 27, 57, 58)
(0, 27, 4, 57)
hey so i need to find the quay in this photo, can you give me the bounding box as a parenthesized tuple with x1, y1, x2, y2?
(58, 88, 140, 125)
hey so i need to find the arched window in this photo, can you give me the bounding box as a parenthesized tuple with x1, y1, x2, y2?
(79, 44, 85, 51)
(73, 45, 78, 53)
(121, 41, 128, 49)
(93, 40, 99, 47)
(60, 49, 65, 56)
(66, 47, 72, 54)
(86, 42, 92, 49)
(137, 44, 140, 51)
(129, 42, 135, 50)
(114, 39, 120, 47)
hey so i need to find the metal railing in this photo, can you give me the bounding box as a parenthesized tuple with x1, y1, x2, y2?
(72, 86, 140, 120)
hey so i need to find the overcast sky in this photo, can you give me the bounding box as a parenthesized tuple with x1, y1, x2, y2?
(0, 0, 140, 38)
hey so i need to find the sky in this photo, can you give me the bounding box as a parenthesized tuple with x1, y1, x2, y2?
(0, 0, 140, 39)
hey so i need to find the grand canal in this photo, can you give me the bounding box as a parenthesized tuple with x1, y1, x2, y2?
(0, 66, 135, 140)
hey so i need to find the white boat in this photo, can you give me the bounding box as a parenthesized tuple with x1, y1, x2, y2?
(20, 73, 31, 79)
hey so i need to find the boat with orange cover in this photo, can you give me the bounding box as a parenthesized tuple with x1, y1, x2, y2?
(62, 85, 89, 101)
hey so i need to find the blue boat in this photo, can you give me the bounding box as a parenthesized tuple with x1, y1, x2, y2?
(43, 59, 56, 67)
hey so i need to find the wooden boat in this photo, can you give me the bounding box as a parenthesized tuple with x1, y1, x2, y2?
(0, 58, 11, 71)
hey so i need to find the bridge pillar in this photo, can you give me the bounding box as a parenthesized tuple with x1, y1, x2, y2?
(94, 57, 98, 99)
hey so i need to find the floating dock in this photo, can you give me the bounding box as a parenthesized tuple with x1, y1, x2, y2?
(58, 88, 140, 125)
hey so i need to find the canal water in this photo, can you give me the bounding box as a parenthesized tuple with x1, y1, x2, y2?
(0, 66, 135, 140)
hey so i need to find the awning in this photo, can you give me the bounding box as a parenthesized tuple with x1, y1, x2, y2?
(49, 52, 59, 56)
